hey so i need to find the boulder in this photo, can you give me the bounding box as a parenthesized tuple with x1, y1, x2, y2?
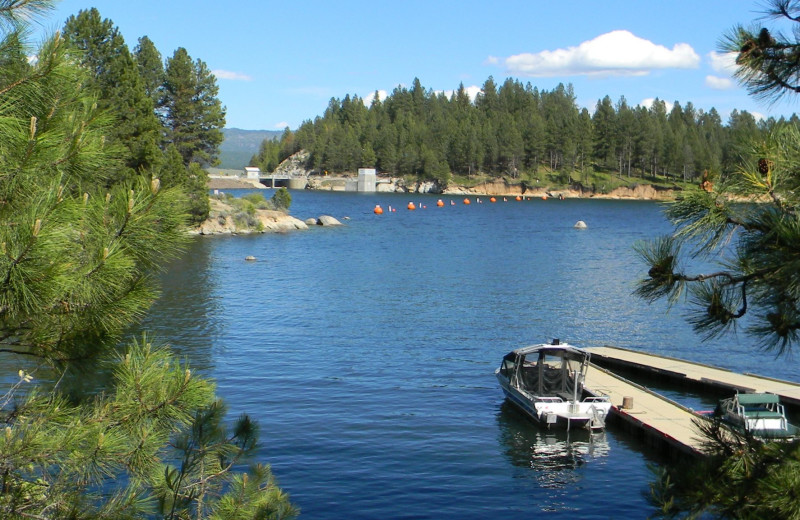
(574, 220, 588, 229)
(305, 218, 318, 226)
(317, 215, 342, 226)
(259, 214, 308, 232)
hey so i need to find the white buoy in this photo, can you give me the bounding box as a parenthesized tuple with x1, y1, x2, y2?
(245, 256, 256, 261)
(574, 221, 587, 229)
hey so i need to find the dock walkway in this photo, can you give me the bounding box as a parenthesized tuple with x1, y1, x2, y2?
(587, 346, 800, 410)
(583, 364, 707, 458)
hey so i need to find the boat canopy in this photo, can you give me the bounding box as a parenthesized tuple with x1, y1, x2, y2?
(511, 344, 590, 361)
(737, 393, 780, 405)
(510, 344, 590, 397)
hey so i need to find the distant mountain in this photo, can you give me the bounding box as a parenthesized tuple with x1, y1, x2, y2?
(218, 128, 282, 169)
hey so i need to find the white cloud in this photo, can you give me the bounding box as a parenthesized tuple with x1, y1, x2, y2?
(274, 121, 289, 129)
(362, 89, 388, 106)
(751, 111, 766, 121)
(495, 30, 700, 77)
(705, 75, 734, 90)
(708, 51, 738, 75)
(705, 52, 738, 90)
(640, 98, 674, 112)
(438, 85, 482, 102)
(212, 69, 252, 81)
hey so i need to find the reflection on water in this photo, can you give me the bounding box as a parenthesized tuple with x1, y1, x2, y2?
(0, 238, 223, 401)
(497, 401, 610, 486)
(134, 238, 221, 374)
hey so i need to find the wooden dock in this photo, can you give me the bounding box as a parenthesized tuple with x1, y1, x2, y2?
(583, 363, 708, 458)
(587, 346, 800, 411)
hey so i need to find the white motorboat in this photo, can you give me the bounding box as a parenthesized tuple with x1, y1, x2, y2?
(496, 340, 611, 430)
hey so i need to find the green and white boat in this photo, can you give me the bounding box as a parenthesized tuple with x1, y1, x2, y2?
(716, 393, 800, 439)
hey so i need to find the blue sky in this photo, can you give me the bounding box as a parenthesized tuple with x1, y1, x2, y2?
(35, 0, 800, 130)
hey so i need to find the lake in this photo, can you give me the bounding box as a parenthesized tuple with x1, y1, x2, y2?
(138, 190, 798, 519)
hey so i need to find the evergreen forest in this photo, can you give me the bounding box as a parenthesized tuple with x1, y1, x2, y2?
(252, 76, 797, 191)
(61, 7, 226, 224)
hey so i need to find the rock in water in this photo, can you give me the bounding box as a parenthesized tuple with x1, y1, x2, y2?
(574, 220, 587, 229)
(245, 256, 256, 261)
(317, 215, 342, 226)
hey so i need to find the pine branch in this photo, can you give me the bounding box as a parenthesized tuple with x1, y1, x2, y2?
(772, 0, 800, 24)
(0, 0, 55, 32)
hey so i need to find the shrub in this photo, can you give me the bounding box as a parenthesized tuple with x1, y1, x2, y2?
(270, 187, 291, 211)
(242, 192, 269, 209)
(233, 211, 258, 229)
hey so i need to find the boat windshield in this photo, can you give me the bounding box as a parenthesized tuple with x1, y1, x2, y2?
(517, 349, 586, 397)
(499, 353, 516, 378)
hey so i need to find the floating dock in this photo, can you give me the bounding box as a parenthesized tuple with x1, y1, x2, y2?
(587, 346, 800, 412)
(583, 364, 708, 459)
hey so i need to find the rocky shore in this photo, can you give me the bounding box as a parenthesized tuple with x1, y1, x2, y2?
(305, 174, 680, 201)
(191, 198, 342, 236)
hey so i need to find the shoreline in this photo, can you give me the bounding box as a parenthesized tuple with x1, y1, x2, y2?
(197, 179, 676, 236)
(191, 197, 342, 236)
(208, 169, 681, 201)
(303, 175, 680, 201)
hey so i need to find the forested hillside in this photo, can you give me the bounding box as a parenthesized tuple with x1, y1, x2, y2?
(251, 76, 791, 188)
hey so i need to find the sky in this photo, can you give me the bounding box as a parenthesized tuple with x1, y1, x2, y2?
(32, 0, 800, 130)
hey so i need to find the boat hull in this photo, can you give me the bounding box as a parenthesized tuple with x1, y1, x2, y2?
(498, 374, 609, 431)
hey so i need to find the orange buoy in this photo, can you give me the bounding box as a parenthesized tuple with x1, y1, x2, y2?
(490, 197, 496, 203)
(374, 205, 383, 215)
(515, 195, 522, 201)
(407, 202, 416, 210)
(541, 195, 547, 200)
(463, 198, 471, 205)
(437, 199, 444, 207)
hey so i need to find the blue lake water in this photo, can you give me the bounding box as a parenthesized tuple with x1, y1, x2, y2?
(138, 190, 800, 518)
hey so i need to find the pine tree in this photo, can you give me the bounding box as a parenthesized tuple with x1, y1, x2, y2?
(62, 8, 162, 182)
(133, 35, 164, 109)
(639, 2, 800, 515)
(161, 47, 226, 167)
(592, 95, 617, 169)
(0, 4, 296, 517)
